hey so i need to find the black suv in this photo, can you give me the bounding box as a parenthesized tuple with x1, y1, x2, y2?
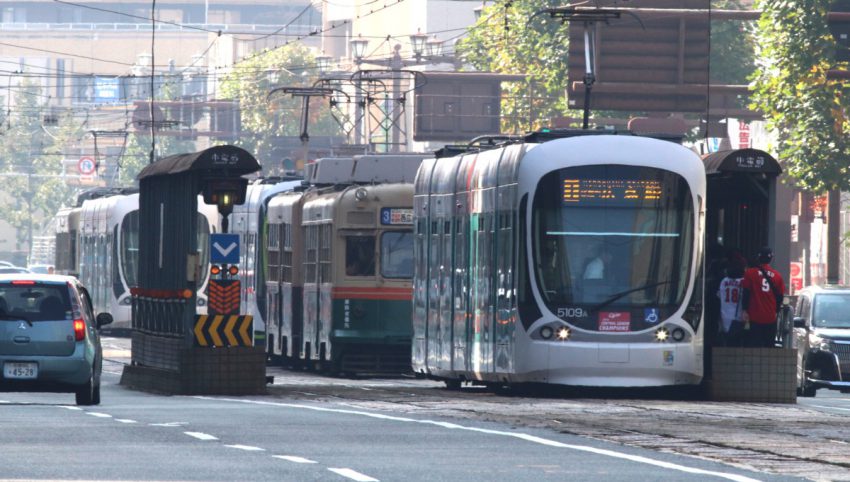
(793, 286, 850, 397)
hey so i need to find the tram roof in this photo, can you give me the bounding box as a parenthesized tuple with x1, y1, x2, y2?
(702, 148, 781, 176)
(137, 145, 260, 180)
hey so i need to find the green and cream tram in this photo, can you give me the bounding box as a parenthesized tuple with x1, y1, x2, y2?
(413, 132, 706, 388)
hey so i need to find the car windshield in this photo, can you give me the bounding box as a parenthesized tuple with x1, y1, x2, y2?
(812, 293, 850, 328)
(0, 283, 72, 322)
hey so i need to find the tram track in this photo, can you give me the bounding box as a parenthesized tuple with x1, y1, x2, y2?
(266, 380, 850, 481)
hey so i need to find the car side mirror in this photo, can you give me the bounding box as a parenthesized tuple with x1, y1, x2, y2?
(96, 313, 113, 328)
(793, 316, 807, 329)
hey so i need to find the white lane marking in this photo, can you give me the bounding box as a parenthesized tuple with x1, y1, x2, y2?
(273, 455, 318, 464)
(328, 468, 379, 482)
(225, 444, 265, 452)
(87, 412, 112, 418)
(60, 406, 83, 410)
(0, 400, 9, 404)
(150, 422, 188, 427)
(184, 432, 219, 441)
(809, 404, 850, 412)
(195, 396, 759, 482)
(115, 419, 137, 424)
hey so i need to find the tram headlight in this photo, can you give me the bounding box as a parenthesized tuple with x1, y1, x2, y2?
(540, 326, 554, 340)
(655, 328, 670, 342)
(556, 327, 571, 341)
(671, 327, 686, 342)
(197, 298, 207, 307)
(355, 187, 368, 201)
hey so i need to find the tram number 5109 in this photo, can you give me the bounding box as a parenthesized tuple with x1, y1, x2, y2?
(558, 307, 587, 318)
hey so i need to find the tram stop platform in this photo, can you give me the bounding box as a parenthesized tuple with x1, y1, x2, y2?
(120, 331, 267, 395)
(708, 347, 797, 403)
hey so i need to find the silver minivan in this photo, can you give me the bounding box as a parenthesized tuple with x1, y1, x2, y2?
(0, 274, 112, 405)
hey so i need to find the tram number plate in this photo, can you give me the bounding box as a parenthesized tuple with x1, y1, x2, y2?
(381, 208, 413, 225)
(3, 362, 38, 379)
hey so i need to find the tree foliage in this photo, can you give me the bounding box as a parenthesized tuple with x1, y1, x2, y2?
(457, 0, 570, 133)
(219, 44, 340, 166)
(0, 81, 65, 248)
(711, 0, 756, 85)
(751, 0, 848, 192)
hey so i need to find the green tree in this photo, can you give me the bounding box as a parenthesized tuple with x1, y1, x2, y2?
(457, 0, 569, 132)
(0, 81, 58, 249)
(458, 1, 755, 132)
(219, 44, 341, 167)
(32, 112, 85, 226)
(118, 76, 198, 184)
(751, 0, 848, 191)
(711, 0, 756, 85)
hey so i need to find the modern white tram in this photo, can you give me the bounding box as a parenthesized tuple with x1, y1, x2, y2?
(58, 192, 219, 330)
(413, 132, 706, 388)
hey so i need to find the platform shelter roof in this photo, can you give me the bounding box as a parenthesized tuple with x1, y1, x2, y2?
(137, 145, 260, 180)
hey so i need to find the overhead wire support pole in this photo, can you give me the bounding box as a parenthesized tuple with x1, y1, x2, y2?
(267, 87, 336, 165)
(540, 6, 626, 130)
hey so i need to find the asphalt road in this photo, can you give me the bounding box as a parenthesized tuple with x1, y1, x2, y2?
(1, 337, 845, 481)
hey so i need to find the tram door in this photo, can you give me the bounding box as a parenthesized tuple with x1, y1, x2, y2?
(702, 149, 782, 354)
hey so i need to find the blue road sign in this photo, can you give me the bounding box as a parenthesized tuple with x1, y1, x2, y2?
(210, 233, 240, 264)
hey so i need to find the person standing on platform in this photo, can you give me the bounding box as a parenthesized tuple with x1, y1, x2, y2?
(717, 261, 745, 346)
(741, 247, 786, 348)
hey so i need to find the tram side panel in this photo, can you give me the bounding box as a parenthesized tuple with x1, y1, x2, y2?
(429, 159, 456, 373)
(412, 159, 437, 372)
(451, 154, 476, 375)
(266, 192, 306, 360)
(494, 145, 522, 375)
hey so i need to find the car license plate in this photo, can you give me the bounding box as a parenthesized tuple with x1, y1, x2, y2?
(3, 362, 38, 379)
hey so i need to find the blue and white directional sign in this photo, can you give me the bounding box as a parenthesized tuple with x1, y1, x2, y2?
(210, 233, 240, 264)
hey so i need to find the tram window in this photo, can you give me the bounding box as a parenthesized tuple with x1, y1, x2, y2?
(345, 236, 375, 277)
(381, 231, 414, 279)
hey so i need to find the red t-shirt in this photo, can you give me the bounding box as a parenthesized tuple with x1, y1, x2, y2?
(742, 264, 786, 324)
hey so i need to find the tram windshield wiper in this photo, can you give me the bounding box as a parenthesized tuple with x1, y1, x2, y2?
(588, 280, 671, 313)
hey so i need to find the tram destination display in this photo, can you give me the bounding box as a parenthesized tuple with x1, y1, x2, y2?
(561, 177, 663, 205)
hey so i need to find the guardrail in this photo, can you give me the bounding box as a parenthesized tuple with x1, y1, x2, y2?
(130, 287, 193, 337)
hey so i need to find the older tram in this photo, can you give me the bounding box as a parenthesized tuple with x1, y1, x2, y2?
(413, 132, 706, 388)
(264, 155, 427, 372)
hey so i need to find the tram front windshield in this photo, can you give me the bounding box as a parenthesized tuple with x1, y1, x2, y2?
(532, 165, 694, 331)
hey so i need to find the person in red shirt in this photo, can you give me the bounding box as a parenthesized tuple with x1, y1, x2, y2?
(741, 246, 786, 347)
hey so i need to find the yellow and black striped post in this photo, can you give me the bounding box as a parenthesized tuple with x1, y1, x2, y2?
(193, 315, 253, 347)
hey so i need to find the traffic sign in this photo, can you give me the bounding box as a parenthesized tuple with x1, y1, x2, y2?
(78, 157, 96, 176)
(210, 233, 239, 264)
(193, 314, 253, 347)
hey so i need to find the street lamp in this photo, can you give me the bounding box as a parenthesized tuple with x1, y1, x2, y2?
(426, 36, 443, 58)
(351, 35, 369, 62)
(409, 29, 428, 61)
(315, 54, 332, 73)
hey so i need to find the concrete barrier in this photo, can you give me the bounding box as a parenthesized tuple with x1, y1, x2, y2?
(120, 331, 267, 395)
(710, 347, 796, 403)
